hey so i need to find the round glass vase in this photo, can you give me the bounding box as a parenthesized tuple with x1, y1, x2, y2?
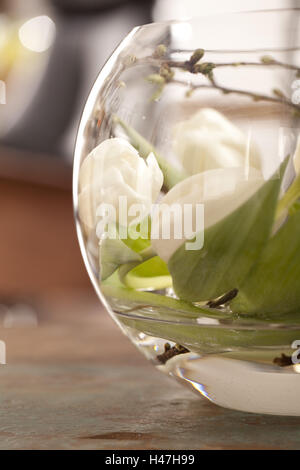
(73, 10, 300, 415)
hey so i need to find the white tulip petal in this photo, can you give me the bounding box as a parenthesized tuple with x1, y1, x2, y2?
(146, 152, 164, 201)
(78, 137, 163, 235)
(151, 167, 264, 262)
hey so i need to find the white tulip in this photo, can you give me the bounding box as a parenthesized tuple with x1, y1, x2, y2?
(78, 138, 163, 235)
(151, 167, 264, 262)
(173, 108, 261, 175)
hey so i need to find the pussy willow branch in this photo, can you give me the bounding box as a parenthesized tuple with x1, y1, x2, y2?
(139, 48, 300, 113)
(135, 55, 300, 72)
(172, 77, 300, 112)
(166, 58, 300, 73)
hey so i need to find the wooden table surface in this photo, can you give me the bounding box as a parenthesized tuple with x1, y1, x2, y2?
(1, 160, 300, 450)
(0, 291, 299, 450)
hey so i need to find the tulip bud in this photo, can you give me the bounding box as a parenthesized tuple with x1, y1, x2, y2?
(172, 108, 261, 176)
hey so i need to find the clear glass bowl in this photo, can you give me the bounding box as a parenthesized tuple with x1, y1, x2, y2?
(73, 10, 300, 415)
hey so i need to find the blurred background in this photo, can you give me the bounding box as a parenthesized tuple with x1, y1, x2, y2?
(0, 0, 295, 326)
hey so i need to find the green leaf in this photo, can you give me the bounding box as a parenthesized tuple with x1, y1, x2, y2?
(118, 256, 172, 289)
(99, 215, 164, 286)
(100, 218, 152, 281)
(231, 210, 300, 317)
(275, 171, 300, 222)
(114, 117, 186, 189)
(99, 237, 142, 281)
(289, 200, 300, 217)
(168, 164, 286, 302)
(122, 219, 151, 253)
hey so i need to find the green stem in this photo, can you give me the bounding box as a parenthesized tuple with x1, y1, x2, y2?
(101, 280, 225, 319)
(118, 261, 173, 290)
(140, 245, 157, 260)
(101, 282, 300, 353)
